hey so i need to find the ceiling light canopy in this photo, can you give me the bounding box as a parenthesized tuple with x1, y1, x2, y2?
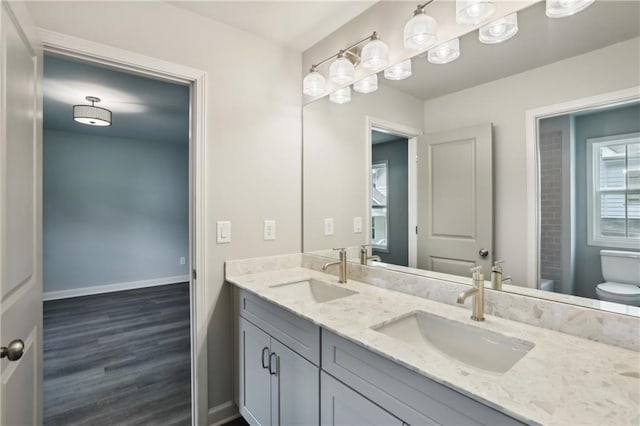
(456, 0, 495, 25)
(404, 1, 438, 52)
(329, 87, 351, 104)
(73, 96, 112, 127)
(384, 59, 412, 81)
(353, 74, 378, 94)
(479, 13, 518, 44)
(545, 0, 594, 18)
(361, 32, 389, 71)
(428, 38, 461, 64)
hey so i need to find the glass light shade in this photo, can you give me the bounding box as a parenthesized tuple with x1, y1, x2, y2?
(404, 12, 438, 51)
(353, 74, 378, 94)
(361, 39, 389, 72)
(384, 59, 412, 81)
(428, 38, 461, 64)
(479, 13, 518, 44)
(456, 0, 495, 25)
(73, 105, 112, 126)
(329, 56, 355, 85)
(546, 0, 594, 18)
(329, 87, 351, 104)
(302, 70, 326, 97)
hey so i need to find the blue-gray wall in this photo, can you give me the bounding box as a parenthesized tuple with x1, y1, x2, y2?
(44, 129, 189, 294)
(574, 103, 640, 299)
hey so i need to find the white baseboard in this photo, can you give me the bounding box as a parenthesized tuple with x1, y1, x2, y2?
(208, 401, 239, 426)
(43, 275, 190, 301)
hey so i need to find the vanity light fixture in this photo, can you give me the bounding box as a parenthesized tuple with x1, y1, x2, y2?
(404, 0, 438, 51)
(303, 31, 385, 97)
(479, 13, 518, 44)
(427, 38, 461, 64)
(384, 59, 412, 81)
(353, 74, 379, 94)
(73, 96, 112, 127)
(546, 0, 594, 18)
(456, 0, 495, 25)
(361, 32, 390, 72)
(329, 87, 351, 104)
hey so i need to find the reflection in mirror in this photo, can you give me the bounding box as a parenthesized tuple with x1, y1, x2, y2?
(302, 1, 640, 311)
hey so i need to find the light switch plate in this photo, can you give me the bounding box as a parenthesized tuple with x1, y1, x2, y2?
(324, 218, 334, 236)
(353, 216, 362, 233)
(216, 221, 231, 243)
(264, 220, 276, 240)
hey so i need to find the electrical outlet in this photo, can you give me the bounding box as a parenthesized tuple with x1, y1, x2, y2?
(180, 257, 186, 265)
(264, 220, 276, 240)
(353, 216, 362, 233)
(216, 221, 231, 243)
(324, 218, 334, 236)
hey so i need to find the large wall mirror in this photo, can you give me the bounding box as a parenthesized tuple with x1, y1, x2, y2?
(302, 1, 640, 312)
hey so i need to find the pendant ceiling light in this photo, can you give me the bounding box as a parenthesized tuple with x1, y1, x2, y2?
(546, 0, 594, 18)
(329, 52, 356, 85)
(303, 66, 326, 97)
(329, 87, 351, 104)
(73, 96, 112, 127)
(428, 38, 461, 64)
(384, 59, 412, 81)
(479, 13, 518, 44)
(456, 0, 495, 25)
(404, 2, 438, 52)
(361, 32, 389, 72)
(353, 74, 379, 94)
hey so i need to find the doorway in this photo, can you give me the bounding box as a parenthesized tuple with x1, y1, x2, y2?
(42, 53, 192, 424)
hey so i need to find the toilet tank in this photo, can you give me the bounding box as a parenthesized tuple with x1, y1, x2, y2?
(600, 250, 640, 284)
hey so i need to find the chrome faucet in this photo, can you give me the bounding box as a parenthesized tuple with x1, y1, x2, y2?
(322, 248, 348, 283)
(359, 244, 382, 265)
(457, 266, 485, 321)
(491, 260, 512, 290)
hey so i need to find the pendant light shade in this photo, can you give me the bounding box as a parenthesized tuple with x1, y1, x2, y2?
(479, 13, 518, 44)
(361, 34, 389, 72)
(329, 87, 351, 104)
(428, 38, 461, 64)
(329, 54, 355, 85)
(546, 0, 594, 18)
(73, 96, 112, 126)
(303, 68, 326, 97)
(404, 8, 438, 51)
(384, 59, 412, 81)
(456, 0, 495, 25)
(353, 74, 378, 94)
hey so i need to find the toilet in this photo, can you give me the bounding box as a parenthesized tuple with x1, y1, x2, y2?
(595, 250, 640, 306)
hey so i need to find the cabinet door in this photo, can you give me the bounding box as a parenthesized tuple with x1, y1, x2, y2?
(321, 372, 402, 426)
(271, 339, 320, 426)
(239, 318, 272, 426)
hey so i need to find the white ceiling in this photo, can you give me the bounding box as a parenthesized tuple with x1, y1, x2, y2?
(168, 1, 378, 51)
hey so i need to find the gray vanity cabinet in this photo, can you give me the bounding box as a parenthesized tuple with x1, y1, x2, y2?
(321, 372, 403, 426)
(238, 317, 272, 426)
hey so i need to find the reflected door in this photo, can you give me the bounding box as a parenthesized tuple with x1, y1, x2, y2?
(419, 123, 493, 276)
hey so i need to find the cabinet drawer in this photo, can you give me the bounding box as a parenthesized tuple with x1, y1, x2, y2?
(236, 287, 320, 365)
(322, 330, 526, 426)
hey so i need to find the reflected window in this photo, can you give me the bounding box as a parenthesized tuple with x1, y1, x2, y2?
(371, 161, 388, 250)
(588, 133, 640, 247)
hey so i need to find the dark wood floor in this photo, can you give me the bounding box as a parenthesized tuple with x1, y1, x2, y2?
(43, 283, 191, 426)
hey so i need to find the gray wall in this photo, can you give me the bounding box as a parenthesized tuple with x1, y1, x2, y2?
(573, 104, 640, 299)
(43, 129, 189, 293)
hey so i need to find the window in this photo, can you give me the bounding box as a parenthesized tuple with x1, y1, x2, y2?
(371, 161, 388, 250)
(587, 132, 640, 248)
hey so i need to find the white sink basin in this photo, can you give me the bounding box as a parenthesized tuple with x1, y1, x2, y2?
(372, 311, 534, 374)
(269, 279, 358, 303)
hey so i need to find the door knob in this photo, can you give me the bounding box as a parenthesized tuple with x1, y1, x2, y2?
(478, 248, 489, 258)
(1, 339, 24, 362)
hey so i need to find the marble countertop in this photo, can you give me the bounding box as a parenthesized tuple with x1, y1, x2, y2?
(226, 266, 640, 426)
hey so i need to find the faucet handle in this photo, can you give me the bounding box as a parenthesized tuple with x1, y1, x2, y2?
(492, 260, 504, 271)
(469, 265, 482, 274)
(332, 247, 346, 251)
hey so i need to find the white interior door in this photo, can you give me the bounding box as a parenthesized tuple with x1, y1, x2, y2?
(0, 2, 42, 425)
(419, 123, 493, 277)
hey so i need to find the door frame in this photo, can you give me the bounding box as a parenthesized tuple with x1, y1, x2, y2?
(366, 116, 422, 268)
(524, 86, 640, 289)
(38, 29, 209, 425)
